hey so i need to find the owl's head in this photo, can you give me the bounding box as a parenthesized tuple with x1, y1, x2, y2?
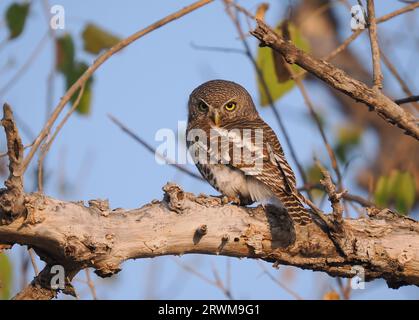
(188, 80, 258, 127)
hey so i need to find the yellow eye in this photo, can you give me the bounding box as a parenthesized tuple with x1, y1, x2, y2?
(198, 101, 208, 112)
(225, 101, 237, 111)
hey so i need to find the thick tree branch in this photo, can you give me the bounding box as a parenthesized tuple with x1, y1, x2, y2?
(0, 183, 418, 300)
(250, 20, 419, 140)
(1, 110, 417, 297)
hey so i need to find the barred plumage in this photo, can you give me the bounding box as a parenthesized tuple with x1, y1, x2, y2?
(187, 80, 311, 225)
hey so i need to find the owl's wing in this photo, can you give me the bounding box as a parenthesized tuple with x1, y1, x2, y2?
(263, 126, 297, 194)
(223, 119, 297, 195)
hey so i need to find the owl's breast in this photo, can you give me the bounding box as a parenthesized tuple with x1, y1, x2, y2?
(197, 163, 273, 205)
(199, 164, 247, 196)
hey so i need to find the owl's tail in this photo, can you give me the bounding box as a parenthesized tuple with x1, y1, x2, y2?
(275, 191, 312, 225)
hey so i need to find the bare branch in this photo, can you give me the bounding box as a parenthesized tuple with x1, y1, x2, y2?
(0, 183, 417, 300)
(257, 261, 303, 300)
(37, 84, 86, 193)
(0, 32, 49, 97)
(28, 248, 39, 276)
(251, 19, 419, 140)
(108, 114, 204, 181)
(1, 103, 25, 217)
(317, 162, 345, 228)
(395, 95, 419, 106)
(1, 120, 417, 298)
(85, 269, 98, 300)
(299, 183, 375, 208)
(325, 2, 419, 62)
(367, 0, 383, 90)
(380, 50, 419, 111)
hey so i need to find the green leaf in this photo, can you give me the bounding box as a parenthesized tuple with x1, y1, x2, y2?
(395, 172, 416, 215)
(374, 170, 416, 215)
(0, 253, 13, 300)
(374, 174, 391, 208)
(74, 85, 92, 115)
(334, 125, 362, 162)
(82, 23, 121, 55)
(55, 34, 93, 115)
(256, 22, 310, 106)
(65, 62, 94, 115)
(307, 164, 324, 199)
(56, 34, 75, 74)
(5, 2, 30, 39)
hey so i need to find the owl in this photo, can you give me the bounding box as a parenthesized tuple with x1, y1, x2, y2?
(186, 79, 311, 225)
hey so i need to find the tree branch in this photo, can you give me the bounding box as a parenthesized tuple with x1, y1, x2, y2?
(367, 0, 383, 90)
(1, 110, 417, 297)
(250, 19, 419, 140)
(0, 182, 418, 300)
(108, 114, 204, 181)
(395, 95, 419, 106)
(1, 103, 25, 217)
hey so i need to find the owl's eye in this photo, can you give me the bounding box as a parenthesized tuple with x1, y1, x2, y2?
(198, 101, 208, 112)
(225, 101, 237, 111)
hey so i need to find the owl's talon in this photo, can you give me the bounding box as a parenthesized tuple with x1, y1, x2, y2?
(227, 196, 241, 206)
(220, 196, 230, 205)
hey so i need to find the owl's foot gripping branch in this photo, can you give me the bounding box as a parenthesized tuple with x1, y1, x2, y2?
(1, 104, 419, 300)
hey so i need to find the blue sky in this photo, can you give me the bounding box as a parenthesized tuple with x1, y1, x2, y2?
(0, 0, 418, 299)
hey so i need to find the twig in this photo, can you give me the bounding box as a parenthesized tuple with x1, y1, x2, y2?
(190, 42, 246, 54)
(11, 111, 36, 141)
(211, 263, 234, 299)
(173, 258, 234, 299)
(41, 0, 58, 121)
(395, 95, 419, 105)
(21, 0, 214, 174)
(108, 114, 204, 181)
(380, 50, 419, 110)
(367, 0, 383, 90)
(378, 2, 419, 23)
(317, 161, 346, 228)
(257, 261, 303, 300)
(84, 269, 98, 300)
(226, 258, 232, 298)
(325, 2, 419, 63)
(28, 248, 39, 276)
(225, 0, 255, 19)
(298, 183, 374, 207)
(0, 32, 49, 97)
(0, 143, 33, 158)
(343, 193, 372, 208)
(37, 85, 86, 193)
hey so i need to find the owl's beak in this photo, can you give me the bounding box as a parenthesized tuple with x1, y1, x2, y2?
(211, 109, 221, 126)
